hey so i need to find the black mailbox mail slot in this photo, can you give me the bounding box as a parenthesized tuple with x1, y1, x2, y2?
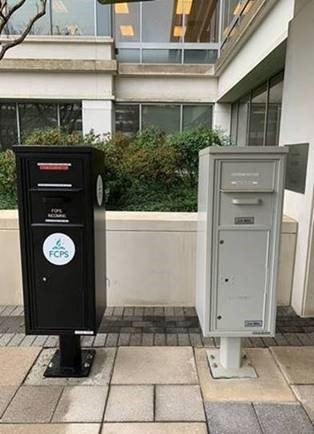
(14, 146, 106, 377)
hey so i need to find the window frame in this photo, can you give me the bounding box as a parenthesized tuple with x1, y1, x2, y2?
(115, 102, 214, 134)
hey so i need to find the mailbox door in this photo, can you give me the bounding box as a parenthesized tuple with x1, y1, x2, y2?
(31, 227, 87, 331)
(215, 229, 270, 332)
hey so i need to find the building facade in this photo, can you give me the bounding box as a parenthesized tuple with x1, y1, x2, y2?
(1, 0, 314, 318)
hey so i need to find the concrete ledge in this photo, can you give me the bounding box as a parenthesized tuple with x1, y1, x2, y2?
(0, 211, 297, 306)
(118, 64, 215, 77)
(0, 59, 117, 73)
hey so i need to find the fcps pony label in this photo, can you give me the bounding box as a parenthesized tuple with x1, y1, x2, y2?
(43, 233, 76, 266)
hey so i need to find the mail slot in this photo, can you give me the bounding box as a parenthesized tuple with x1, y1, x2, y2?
(14, 146, 106, 377)
(196, 146, 288, 338)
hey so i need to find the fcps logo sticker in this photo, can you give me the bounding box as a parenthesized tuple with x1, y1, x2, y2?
(43, 233, 76, 266)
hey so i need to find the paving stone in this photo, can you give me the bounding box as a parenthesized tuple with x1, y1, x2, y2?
(53, 386, 108, 422)
(2, 385, 62, 423)
(189, 333, 203, 347)
(154, 307, 164, 316)
(44, 336, 58, 348)
(112, 347, 198, 384)
(250, 337, 266, 348)
(254, 403, 314, 434)
(156, 385, 205, 421)
(104, 385, 153, 422)
(292, 385, 314, 423)
(10, 306, 24, 316)
(184, 307, 196, 316)
(270, 346, 314, 384)
(166, 333, 177, 346)
(154, 333, 166, 346)
(174, 307, 184, 317)
(164, 307, 175, 317)
(283, 333, 302, 346)
(297, 333, 313, 346)
(113, 307, 124, 317)
(0, 347, 40, 386)
(101, 423, 207, 434)
(205, 402, 262, 434)
(118, 333, 130, 346)
(262, 336, 277, 347)
(142, 333, 154, 346)
(0, 386, 18, 418)
(81, 336, 95, 347)
(25, 348, 116, 386)
(0, 333, 14, 347)
(196, 348, 295, 402)
(132, 307, 143, 317)
(178, 334, 191, 346)
(274, 333, 289, 346)
(105, 333, 119, 347)
(104, 307, 114, 316)
(1, 306, 17, 316)
(130, 333, 142, 346)
(144, 307, 154, 316)
(20, 335, 36, 347)
(0, 424, 100, 434)
(93, 333, 107, 347)
(32, 335, 48, 347)
(124, 307, 134, 317)
(7, 333, 25, 347)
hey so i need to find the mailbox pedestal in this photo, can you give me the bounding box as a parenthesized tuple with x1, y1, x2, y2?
(196, 146, 288, 378)
(14, 146, 106, 377)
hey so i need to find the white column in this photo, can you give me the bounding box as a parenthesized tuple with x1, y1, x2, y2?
(212, 103, 231, 135)
(82, 100, 113, 137)
(279, 0, 314, 316)
(220, 337, 242, 369)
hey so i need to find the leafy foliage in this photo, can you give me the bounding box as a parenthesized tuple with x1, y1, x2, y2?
(0, 127, 232, 211)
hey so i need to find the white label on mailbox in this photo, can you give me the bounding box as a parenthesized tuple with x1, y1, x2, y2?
(43, 233, 75, 266)
(96, 175, 103, 206)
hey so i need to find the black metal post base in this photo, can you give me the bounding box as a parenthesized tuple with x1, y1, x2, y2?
(44, 335, 95, 378)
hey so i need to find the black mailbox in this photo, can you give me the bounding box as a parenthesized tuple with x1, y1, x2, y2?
(14, 146, 106, 377)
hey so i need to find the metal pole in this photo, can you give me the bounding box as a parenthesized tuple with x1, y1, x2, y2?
(59, 335, 82, 370)
(220, 337, 242, 370)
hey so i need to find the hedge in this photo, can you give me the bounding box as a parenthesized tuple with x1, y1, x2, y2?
(0, 127, 231, 211)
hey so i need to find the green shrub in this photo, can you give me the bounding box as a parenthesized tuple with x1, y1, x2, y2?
(0, 126, 231, 211)
(0, 150, 17, 209)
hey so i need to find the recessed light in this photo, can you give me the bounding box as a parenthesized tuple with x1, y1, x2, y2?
(176, 0, 193, 15)
(120, 25, 135, 37)
(173, 25, 186, 37)
(115, 3, 129, 14)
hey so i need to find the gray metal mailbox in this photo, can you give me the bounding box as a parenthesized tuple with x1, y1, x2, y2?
(196, 146, 288, 377)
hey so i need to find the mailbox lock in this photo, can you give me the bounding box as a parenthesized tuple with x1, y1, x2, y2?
(217, 315, 222, 320)
(42, 277, 47, 283)
(225, 278, 229, 283)
(220, 240, 224, 245)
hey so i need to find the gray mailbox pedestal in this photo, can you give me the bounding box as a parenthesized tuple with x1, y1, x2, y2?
(196, 146, 288, 378)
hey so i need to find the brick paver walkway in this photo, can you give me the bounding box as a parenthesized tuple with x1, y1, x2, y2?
(0, 305, 313, 349)
(0, 306, 313, 433)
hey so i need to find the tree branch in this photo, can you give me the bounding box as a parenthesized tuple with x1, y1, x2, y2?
(0, 0, 47, 60)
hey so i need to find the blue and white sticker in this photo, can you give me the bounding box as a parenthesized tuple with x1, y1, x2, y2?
(43, 233, 75, 266)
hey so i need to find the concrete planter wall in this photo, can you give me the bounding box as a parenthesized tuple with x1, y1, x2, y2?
(0, 210, 297, 307)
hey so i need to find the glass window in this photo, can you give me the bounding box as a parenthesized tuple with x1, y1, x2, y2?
(249, 84, 267, 146)
(183, 105, 212, 129)
(237, 95, 250, 147)
(115, 104, 139, 135)
(142, 105, 180, 134)
(142, 0, 182, 43)
(51, 0, 95, 36)
(59, 103, 82, 132)
(184, 49, 217, 64)
(184, 0, 219, 43)
(0, 103, 18, 151)
(142, 49, 182, 64)
(114, 1, 140, 42)
(222, 0, 240, 36)
(19, 103, 58, 140)
(96, 3, 111, 36)
(6, 0, 50, 35)
(116, 49, 141, 63)
(266, 74, 283, 146)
